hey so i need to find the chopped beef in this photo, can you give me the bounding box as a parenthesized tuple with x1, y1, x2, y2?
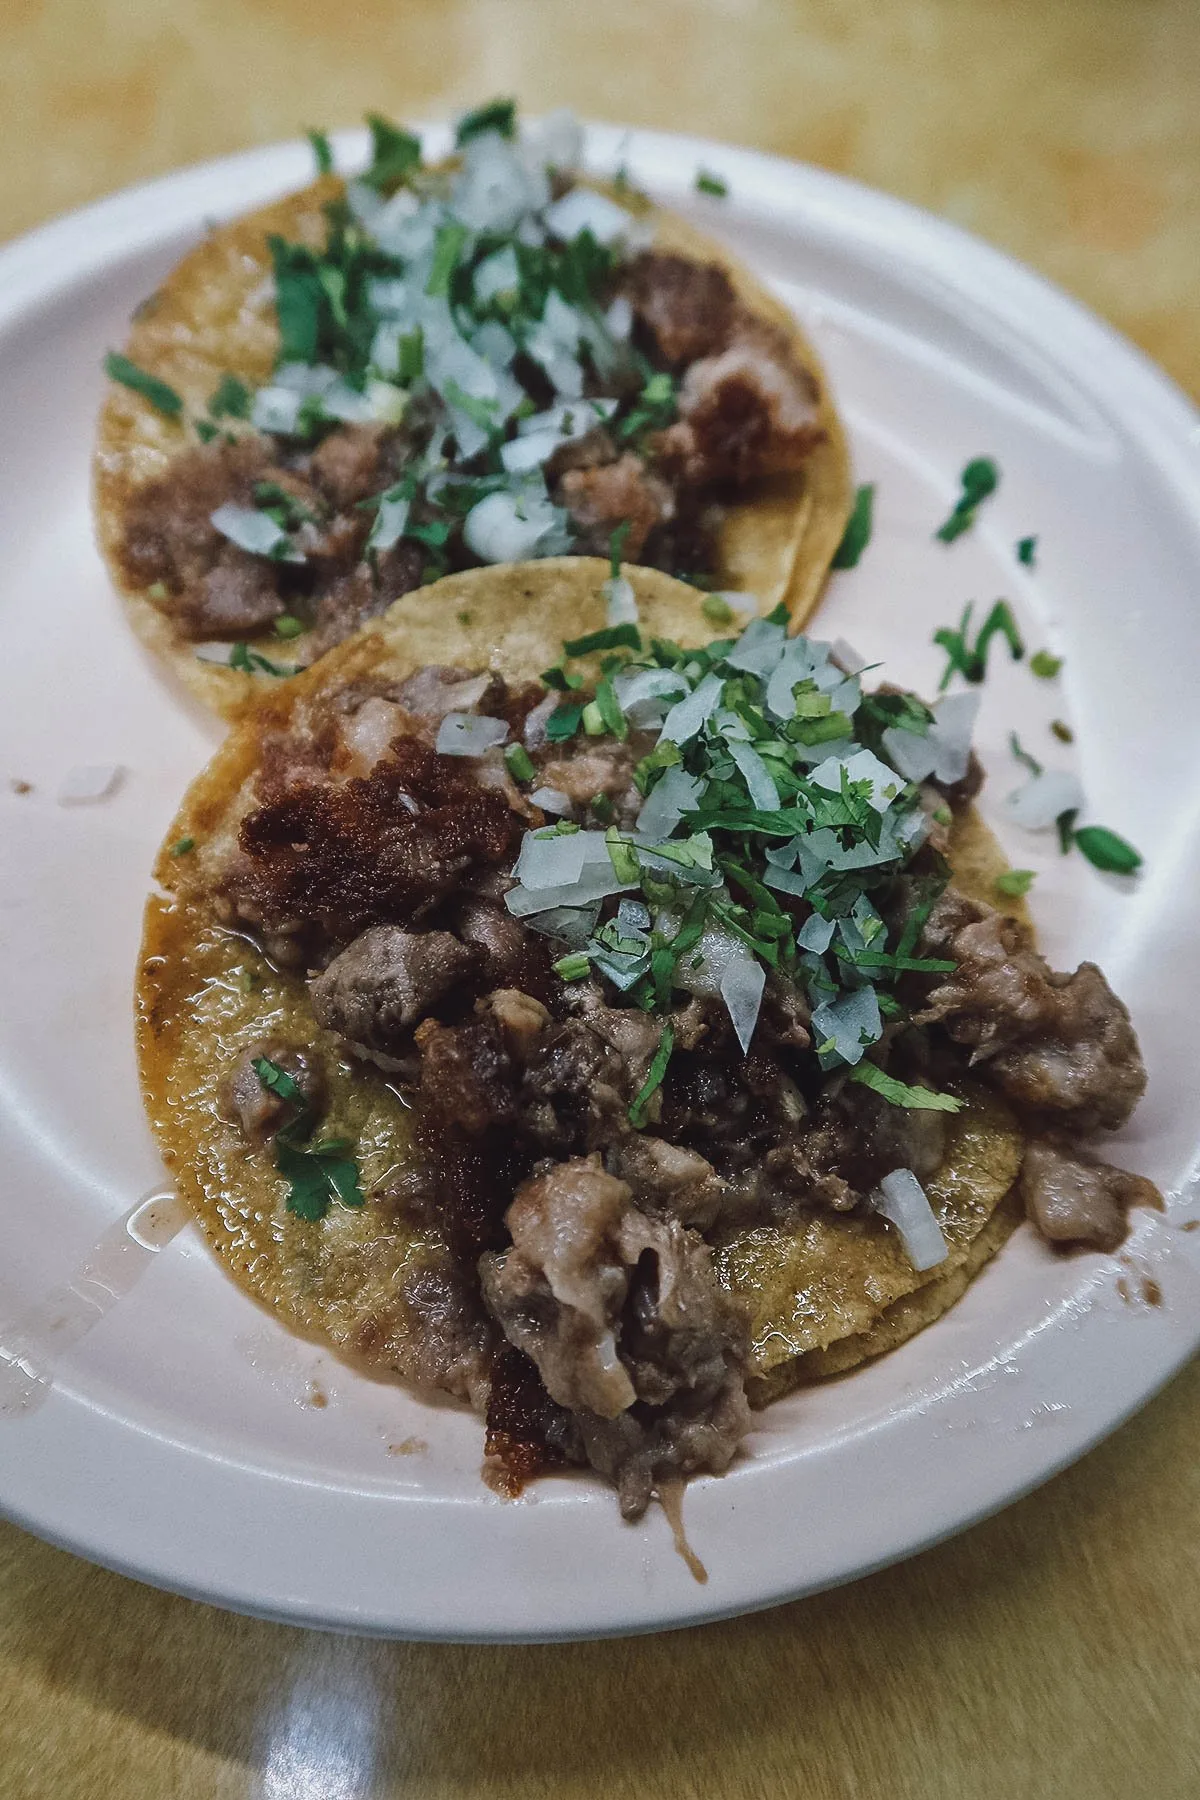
(394, 665, 502, 724)
(521, 1008, 665, 1150)
(307, 541, 424, 657)
(350, 1257, 494, 1409)
(309, 925, 479, 1058)
(1019, 1138, 1161, 1251)
(453, 897, 550, 993)
(612, 1135, 727, 1229)
(544, 425, 619, 483)
(484, 1345, 582, 1495)
(117, 435, 274, 597)
(415, 1012, 519, 1138)
(480, 1155, 749, 1517)
(227, 736, 523, 953)
(307, 423, 392, 509)
(557, 453, 675, 560)
(536, 738, 643, 826)
(177, 547, 285, 638)
(477, 988, 552, 1059)
(652, 320, 823, 488)
(621, 252, 738, 368)
(220, 1039, 326, 1141)
(918, 893, 1146, 1131)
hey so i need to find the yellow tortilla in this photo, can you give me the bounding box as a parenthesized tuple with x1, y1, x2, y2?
(95, 173, 852, 721)
(139, 562, 1024, 1403)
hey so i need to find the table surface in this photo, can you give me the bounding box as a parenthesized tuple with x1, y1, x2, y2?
(3, 2, 1199, 1794)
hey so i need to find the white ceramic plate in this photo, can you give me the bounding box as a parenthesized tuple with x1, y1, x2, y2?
(2, 124, 1199, 1642)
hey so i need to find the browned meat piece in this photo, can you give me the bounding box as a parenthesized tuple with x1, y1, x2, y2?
(308, 423, 392, 509)
(759, 970, 812, 1052)
(621, 252, 737, 367)
(1020, 1138, 1161, 1251)
(175, 547, 285, 638)
(521, 1006, 666, 1148)
(918, 893, 1147, 1131)
(652, 320, 823, 488)
(453, 897, 546, 991)
(227, 736, 523, 951)
(308, 541, 425, 657)
(612, 1135, 726, 1229)
(415, 1013, 518, 1137)
(477, 988, 551, 1059)
(480, 1155, 749, 1517)
(537, 739, 642, 825)
(351, 1258, 494, 1409)
(394, 665, 503, 723)
(220, 1039, 327, 1141)
(483, 1345, 583, 1496)
(558, 453, 674, 560)
(544, 425, 619, 483)
(116, 435, 275, 594)
(309, 925, 478, 1057)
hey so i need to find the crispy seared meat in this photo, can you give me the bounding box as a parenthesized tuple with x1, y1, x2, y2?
(918, 892, 1146, 1131)
(621, 252, 738, 368)
(1019, 1139, 1160, 1251)
(220, 1040, 327, 1141)
(653, 321, 823, 488)
(558, 453, 675, 561)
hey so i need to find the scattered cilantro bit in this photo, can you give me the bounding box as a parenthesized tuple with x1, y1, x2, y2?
(590, 793, 615, 823)
(1009, 732, 1043, 777)
(609, 519, 632, 578)
(195, 419, 219, 443)
(306, 128, 334, 176)
(267, 236, 323, 365)
(504, 743, 536, 783)
(849, 1063, 962, 1112)
(426, 223, 469, 298)
(935, 457, 999, 543)
(831, 483, 875, 570)
(934, 599, 1024, 690)
(1017, 535, 1038, 567)
(541, 664, 584, 692)
(552, 951, 591, 982)
(1030, 649, 1062, 680)
(455, 98, 518, 144)
(1051, 719, 1074, 744)
(617, 370, 677, 443)
(229, 642, 296, 677)
(628, 1023, 675, 1127)
(1056, 807, 1079, 854)
(169, 836, 195, 858)
(563, 623, 642, 657)
(252, 1056, 303, 1106)
(1073, 825, 1142, 876)
(274, 614, 305, 639)
(594, 673, 628, 740)
(545, 700, 585, 742)
(994, 868, 1036, 897)
(362, 114, 422, 190)
(104, 353, 183, 419)
(702, 593, 734, 626)
(276, 1136, 365, 1221)
(442, 377, 497, 431)
(695, 169, 729, 198)
(209, 373, 251, 419)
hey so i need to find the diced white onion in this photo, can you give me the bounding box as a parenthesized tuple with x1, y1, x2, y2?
(872, 1168, 948, 1271)
(525, 108, 584, 174)
(830, 637, 868, 674)
(605, 295, 633, 340)
(674, 924, 747, 1000)
(810, 985, 881, 1065)
(452, 135, 547, 232)
(364, 379, 408, 424)
(720, 954, 766, 1054)
(474, 245, 521, 305)
(1004, 768, 1085, 831)
(796, 913, 835, 953)
(192, 641, 237, 665)
(765, 636, 820, 719)
(505, 868, 638, 916)
(728, 740, 781, 812)
(462, 489, 570, 563)
(883, 689, 981, 787)
(612, 665, 689, 727)
(543, 188, 634, 247)
(521, 901, 601, 947)
(366, 493, 410, 553)
(810, 748, 904, 814)
(636, 765, 702, 838)
(529, 786, 573, 816)
(716, 590, 760, 617)
(660, 673, 725, 745)
(604, 574, 638, 627)
(515, 828, 608, 889)
(726, 617, 787, 677)
(58, 764, 122, 805)
(518, 397, 618, 439)
(501, 432, 562, 474)
(251, 386, 302, 435)
(523, 691, 559, 749)
(210, 503, 286, 559)
(435, 713, 510, 757)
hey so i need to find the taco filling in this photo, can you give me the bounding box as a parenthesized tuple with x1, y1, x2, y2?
(141, 577, 1158, 1521)
(103, 103, 842, 675)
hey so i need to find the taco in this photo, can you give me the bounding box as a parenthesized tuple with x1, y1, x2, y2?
(138, 560, 1158, 1520)
(95, 101, 852, 720)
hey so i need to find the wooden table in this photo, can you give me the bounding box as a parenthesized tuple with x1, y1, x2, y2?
(3, 2, 1199, 1793)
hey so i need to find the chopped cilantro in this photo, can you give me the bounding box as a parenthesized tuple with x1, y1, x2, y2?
(208, 373, 251, 419)
(252, 1056, 303, 1106)
(504, 743, 536, 783)
(229, 642, 297, 677)
(1073, 825, 1142, 876)
(1030, 649, 1062, 680)
(545, 700, 585, 742)
(609, 519, 632, 578)
(104, 353, 183, 419)
(594, 673, 628, 740)
(306, 128, 334, 176)
(934, 599, 1024, 690)
(362, 114, 422, 190)
(194, 419, 220, 443)
(455, 99, 518, 144)
(267, 237, 323, 365)
(1017, 535, 1038, 567)
(552, 951, 591, 982)
(831, 484, 875, 570)
(275, 1136, 364, 1221)
(1051, 719, 1074, 744)
(1009, 732, 1043, 777)
(935, 457, 999, 543)
(628, 1024, 675, 1128)
(617, 370, 677, 443)
(849, 1063, 962, 1112)
(581, 700, 606, 737)
(994, 868, 1036, 897)
(1056, 807, 1080, 854)
(695, 169, 729, 198)
(169, 836, 195, 857)
(563, 623, 642, 657)
(426, 223, 469, 298)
